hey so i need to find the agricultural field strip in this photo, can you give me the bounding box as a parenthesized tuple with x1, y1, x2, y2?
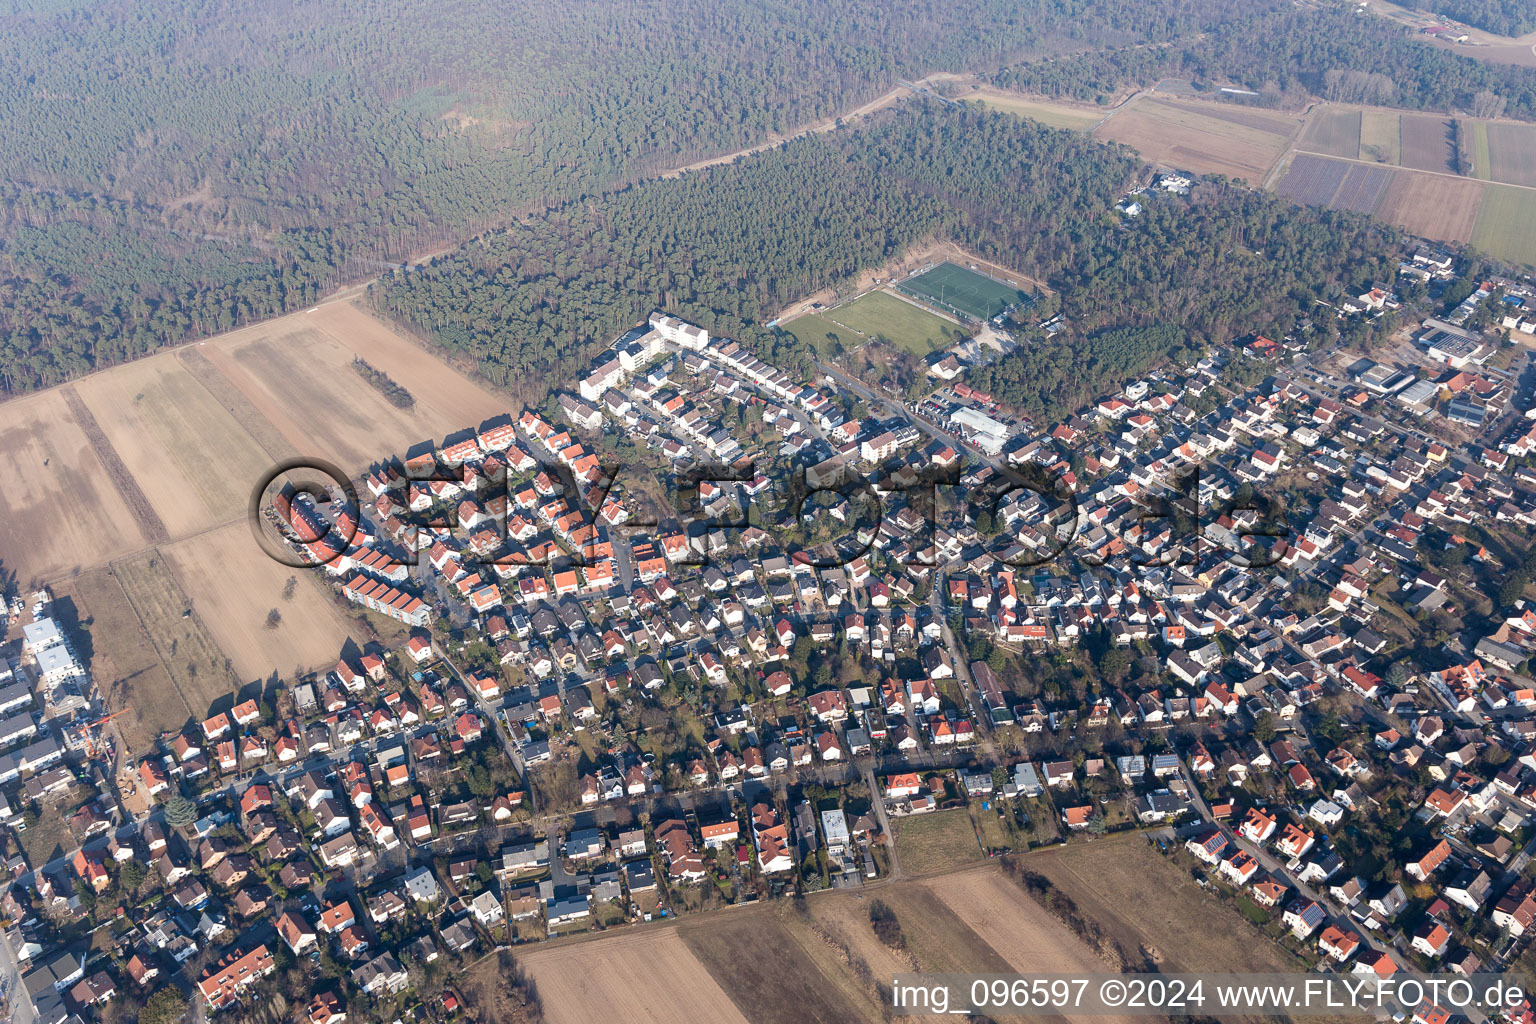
(1286, 140, 1536, 227)
(680, 912, 871, 1024)
(927, 870, 1142, 1024)
(58, 384, 169, 542)
(1358, 109, 1402, 164)
(0, 389, 150, 584)
(1486, 122, 1536, 188)
(74, 356, 282, 538)
(1288, 144, 1527, 184)
(1290, 108, 1536, 189)
(161, 521, 357, 684)
(304, 300, 515, 435)
(1298, 109, 1361, 159)
(1397, 113, 1459, 174)
(519, 927, 751, 1024)
(1274, 154, 1351, 206)
(1161, 100, 1299, 136)
(194, 334, 330, 459)
(873, 884, 1014, 975)
(177, 347, 303, 463)
(113, 550, 240, 717)
(1331, 164, 1394, 215)
(1268, 107, 1536, 203)
(966, 92, 1108, 132)
(1471, 122, 1493, 181)
(1280, 125, 1536, 263)
(57, 569, 185, 754)
(1378, 167, 1488, 245)
(1093, 98, 1297, 183)
(1473, 185, 1536, 267)
(103, 561, 198, 725)
(1029, 839, 1302, 974)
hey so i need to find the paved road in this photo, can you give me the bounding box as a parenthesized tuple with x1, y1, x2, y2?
(1179, 764, 1391, 960)
(0, 925, 34, 1024)
(818, 361, 1006, 474)
(928, 582, 999, 754)
(0, 933, 30, 1024)
(864, 763, 902, 880)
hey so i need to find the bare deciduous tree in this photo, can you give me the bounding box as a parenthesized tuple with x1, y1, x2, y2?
(1473, 89, 1507, 119)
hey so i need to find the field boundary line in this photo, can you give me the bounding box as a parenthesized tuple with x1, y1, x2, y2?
(1291, 146, 1536, 191)
(59, 384, 170, 543)
(820, 313, 867, 339)
(1261, 148, 1297, 191)
(176, 347, 301, 464)
(1091, 87, 1151, 131)
(1263, 108, 1309, 187)
(880, 286, 965, 326)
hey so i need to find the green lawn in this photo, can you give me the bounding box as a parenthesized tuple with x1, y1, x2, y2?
(969, 803, 1015, 852)
(823, 290, 963, 356)
(1471, 121, 1492, 181)
(1234, 894, 1272, 926)
(1472, 184, 1536, 269)
(898, 261, 1031, 321)
(780, 313, 855, 358)
(592, 901, 628, 926)
(892, 807, 986, 875)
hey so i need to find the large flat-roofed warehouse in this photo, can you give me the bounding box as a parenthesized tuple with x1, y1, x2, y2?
(950, 406, 1009, 455)
(1353, 360, 1415, 394)
(1416, 319, 1485, 369)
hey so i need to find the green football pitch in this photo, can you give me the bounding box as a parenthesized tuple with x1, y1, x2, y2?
(897, 261, 1030, 321)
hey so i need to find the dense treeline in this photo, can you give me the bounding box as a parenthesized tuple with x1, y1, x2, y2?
(992, 3, 1536, 116)
(0, 179, 339, 390)
(374, 102, 1396, 423)
(368, 127, 956, 397)
(992, 43, 1187, 104)
(959, 179, 1396, 420)
(861, 106, 1395, 420)
(0, 0, 1271, 396)
(0, 0, 1253, 212)
(967, 325, 1191, 420)
(857, 106, 1143, 275)
(352, 358, 414, 410)
(369, 102, 1147, 399)
(1398, 0, 1536, 37)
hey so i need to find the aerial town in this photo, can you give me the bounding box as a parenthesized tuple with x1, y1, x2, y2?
(13, 0, 1536, 1019)
(5, 239, 1536, 1024)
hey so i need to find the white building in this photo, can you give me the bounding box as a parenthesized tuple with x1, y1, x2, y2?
(23, 618, 83, 686)
(950, 407, 1009, 455)
(469, 890, 505, 927)
(1417, 319, 1485, 368)
(649, 312, 709, 350)
(821, 808, 850, 855)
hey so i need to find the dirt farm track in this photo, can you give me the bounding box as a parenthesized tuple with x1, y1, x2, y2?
(0, 298, 518, 748)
